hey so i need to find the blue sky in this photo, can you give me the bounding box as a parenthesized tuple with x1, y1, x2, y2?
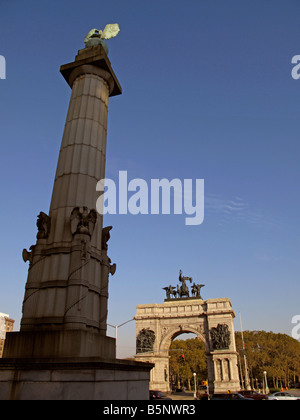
(0, 0, 299, 357)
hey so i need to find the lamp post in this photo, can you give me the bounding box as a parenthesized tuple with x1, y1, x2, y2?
(239, 312, 251, 390)
(107, 318, 134, 354)
(263, 371, 269, 394)
(193, 372, 197, 399)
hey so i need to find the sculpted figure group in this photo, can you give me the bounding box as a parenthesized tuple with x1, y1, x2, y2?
(163, 270, 205, 300)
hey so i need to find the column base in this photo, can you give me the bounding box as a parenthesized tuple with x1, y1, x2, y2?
(3, 330, 116, 359)
(211, 380, 241, 394)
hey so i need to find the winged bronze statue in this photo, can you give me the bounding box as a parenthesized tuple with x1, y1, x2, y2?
(84, 24, 120, 50)
(163, 285, 177, 299)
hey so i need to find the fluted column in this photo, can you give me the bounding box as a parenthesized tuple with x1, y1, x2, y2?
(49, 65, 113, 250)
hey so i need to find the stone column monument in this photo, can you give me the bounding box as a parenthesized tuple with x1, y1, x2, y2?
(5, 28, 121, 360)
(0, 26, 153, 400)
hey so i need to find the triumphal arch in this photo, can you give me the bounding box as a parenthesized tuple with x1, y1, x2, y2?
(134, 271, 240, 393)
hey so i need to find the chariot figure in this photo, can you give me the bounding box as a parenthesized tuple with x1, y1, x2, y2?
(178, 270, 192, 298)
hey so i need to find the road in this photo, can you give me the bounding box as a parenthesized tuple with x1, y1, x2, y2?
(166, 389, 300, 400)
(167, 392, 197, 400)
(287, 389, 300, 398)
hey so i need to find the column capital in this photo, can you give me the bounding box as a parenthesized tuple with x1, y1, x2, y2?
(60, 44, 122, 97)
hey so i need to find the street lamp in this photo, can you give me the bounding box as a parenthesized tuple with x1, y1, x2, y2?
(107, 318, 134, 353)
(263, 371, 269, 394)
(193, 372, 197, 399)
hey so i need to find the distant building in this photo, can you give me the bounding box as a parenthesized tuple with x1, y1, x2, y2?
(0, 313, 14, 357)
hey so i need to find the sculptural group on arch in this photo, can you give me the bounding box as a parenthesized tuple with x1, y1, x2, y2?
(163, 270, 205, 300)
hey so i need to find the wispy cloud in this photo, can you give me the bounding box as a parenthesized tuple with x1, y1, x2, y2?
(205, 194, 277, 228)
(206, 195, 247, 215)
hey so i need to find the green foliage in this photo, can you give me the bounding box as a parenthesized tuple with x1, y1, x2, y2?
(169, 338, 207, 389)
(169, 331, 300, 390)
(235, 331, 300, 388)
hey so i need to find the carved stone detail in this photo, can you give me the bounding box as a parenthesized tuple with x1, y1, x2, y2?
(210, 323, 231, 350)
(36, 212, 51, 239)
(136, 328, 155, 354)
(102, 226, 112, 250)
(22, 245, 36, 268)
(70, 207, 97, 237)
(108, 258, 116, 275)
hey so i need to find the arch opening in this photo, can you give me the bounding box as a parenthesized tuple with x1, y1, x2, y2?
(169, 332, 208, 393)
(160, 325, 209, 354)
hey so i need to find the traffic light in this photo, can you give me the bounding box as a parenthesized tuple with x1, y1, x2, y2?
(179, 353, 185, 363)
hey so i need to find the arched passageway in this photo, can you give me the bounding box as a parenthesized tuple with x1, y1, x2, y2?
(169, 332, 207, 392)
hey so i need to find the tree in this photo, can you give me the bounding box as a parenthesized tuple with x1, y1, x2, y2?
(235, 330, 300, 390)
(169, 338, 207, 391)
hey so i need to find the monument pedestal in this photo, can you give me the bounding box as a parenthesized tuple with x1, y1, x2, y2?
(0, 357, 153, 400)
(1, 330, 153, 400)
